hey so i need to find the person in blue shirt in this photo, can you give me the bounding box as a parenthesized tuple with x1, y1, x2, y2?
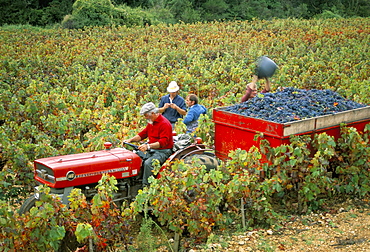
(183, 94, 207, 134)
(158, 81, 187, 128)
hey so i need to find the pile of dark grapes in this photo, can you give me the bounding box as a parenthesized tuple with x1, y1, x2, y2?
(223, 87, 367, 123)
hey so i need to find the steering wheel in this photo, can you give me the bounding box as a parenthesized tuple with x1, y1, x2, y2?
(123, 142, 139, 151)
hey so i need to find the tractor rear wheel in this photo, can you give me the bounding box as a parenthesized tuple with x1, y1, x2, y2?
(184, 153, 218, 171)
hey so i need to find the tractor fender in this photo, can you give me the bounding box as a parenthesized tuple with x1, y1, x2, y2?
(158, 144, 218, 177)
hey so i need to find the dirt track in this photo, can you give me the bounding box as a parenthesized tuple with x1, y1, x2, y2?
(190, 199, 370, 252)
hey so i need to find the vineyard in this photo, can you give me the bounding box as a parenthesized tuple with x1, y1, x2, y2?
(0, 18, 370, 251)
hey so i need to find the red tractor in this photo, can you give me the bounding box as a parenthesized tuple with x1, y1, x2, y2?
(19, 137, 218, 214)
(20, 103, 370, 214)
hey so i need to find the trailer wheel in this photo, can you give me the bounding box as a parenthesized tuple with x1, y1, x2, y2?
(184, 153, 218, 171)
(19, 194, 38, 215)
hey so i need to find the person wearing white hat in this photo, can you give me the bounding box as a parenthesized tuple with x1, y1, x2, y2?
(158, 81, 187, 128)
(123, 102, 173, 186)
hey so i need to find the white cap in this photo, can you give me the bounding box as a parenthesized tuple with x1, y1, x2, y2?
(140, 102, 158, 115)
(167, 81, 179, 92)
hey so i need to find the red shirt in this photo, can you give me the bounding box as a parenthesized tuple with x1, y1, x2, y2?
(138, 114, 173, 149)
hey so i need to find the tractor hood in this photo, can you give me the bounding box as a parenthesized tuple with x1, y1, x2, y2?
(34, 147, 142, 188)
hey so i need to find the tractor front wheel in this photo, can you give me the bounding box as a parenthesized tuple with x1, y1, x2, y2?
(19, 194, 81, 252)
(19, 194, 38, 215)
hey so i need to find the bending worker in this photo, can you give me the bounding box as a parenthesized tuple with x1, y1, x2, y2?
(183, 94, 207, 134)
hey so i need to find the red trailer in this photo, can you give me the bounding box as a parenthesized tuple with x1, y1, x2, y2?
(213, 106, 370, 161)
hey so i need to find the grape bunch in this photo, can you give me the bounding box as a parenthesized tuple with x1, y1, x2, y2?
(223, 87, 367, 123)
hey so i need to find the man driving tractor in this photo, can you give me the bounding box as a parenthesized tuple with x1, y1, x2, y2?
(123, 102, 173, 186)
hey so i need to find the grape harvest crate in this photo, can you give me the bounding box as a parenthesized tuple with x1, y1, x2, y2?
(213, 106, 370, 160)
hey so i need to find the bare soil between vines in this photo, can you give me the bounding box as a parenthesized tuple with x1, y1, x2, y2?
(147, 198, 370, 252)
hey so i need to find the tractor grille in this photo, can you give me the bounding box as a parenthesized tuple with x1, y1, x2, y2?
(35, 163, 55, 184)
